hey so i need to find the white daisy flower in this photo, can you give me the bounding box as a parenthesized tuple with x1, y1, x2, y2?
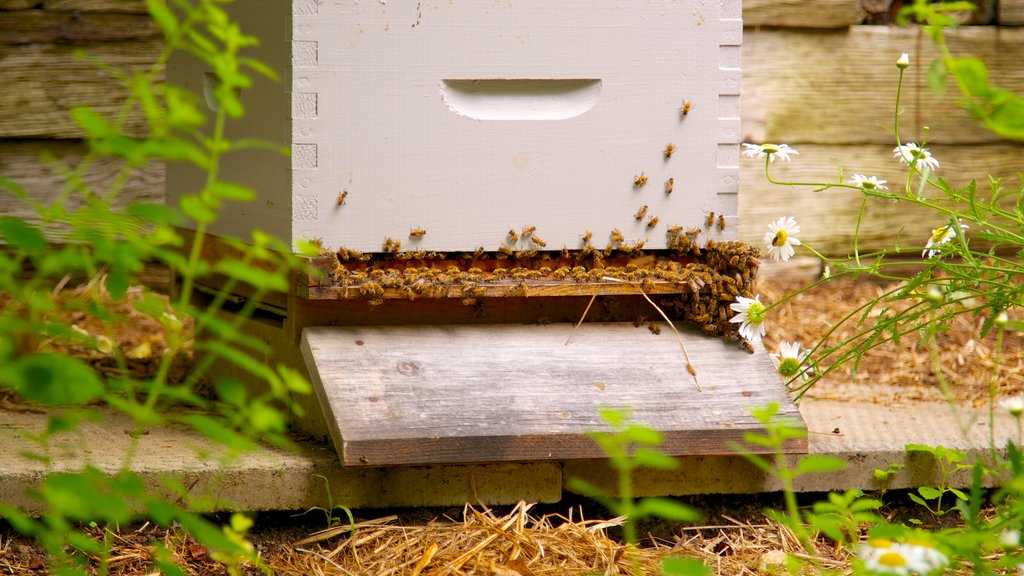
(763, 216, 801, 262)
(1002, 396, 1024, 418)
(96, 335, 115, 355)
(729, 295, 767, 343)
(922, 222, 968, 258)
(859, 539, 945, 575)
(1000, 529, 1021, 547)
(894, 142, 940, 172)
(742, 142, 799, 163)
(771, 341, 811, 380)
(897, 52, 910, 69)
(850, 174, 888, 191)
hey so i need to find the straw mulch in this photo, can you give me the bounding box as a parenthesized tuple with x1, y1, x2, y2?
(761, 276, 1024, 405)
(0, 502, 856, 575)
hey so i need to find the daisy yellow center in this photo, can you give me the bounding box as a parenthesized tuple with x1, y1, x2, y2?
(746, 301, 767, 324)
(862, 180, 877, 189)
(778, 358, 802, 378)
(931, 226, 950, 243)
(763, 143, 780, 154)
(878, 551, 907, 567)
(772, 230, 788, 247)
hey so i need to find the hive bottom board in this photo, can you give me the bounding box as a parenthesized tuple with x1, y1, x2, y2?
(301, 322, 805, 467)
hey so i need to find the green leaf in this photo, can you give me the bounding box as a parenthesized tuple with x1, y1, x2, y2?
(213, 258, 288, 292)
(0, 217, 47, 254)
(210, 180, 255, 202)
(147, 0, 179, 35)
(1, 355, 105, 405)
(927, 58, 948, 97)
(634, 497, 701, 522)
(0, 175, 28, 198)
(905, 443, 937, 455)
(214, 378, 248, 406)
(179, 195, 217, 224)
(71, 106, 114, 138)
(918, 485, 942, 500)
(178, 414, 257, 452)
(661, 557, 711, 576)
(248, 400, 285, 434)
(126, 202, 184, 226)
(953, 57, 990, 97)
(795, 454, 848, 475)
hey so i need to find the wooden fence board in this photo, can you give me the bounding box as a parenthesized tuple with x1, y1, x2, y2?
(1001, 0, 1024, 25)
(744, 26, 1024, 145)
(0, 0, 148, 11)
(0, 41, 161, 139)
(743, 0, 865, 28)
(738, 142, 1024, 256)
(0, 141, 164, 220)
(0, 11, 159, 44)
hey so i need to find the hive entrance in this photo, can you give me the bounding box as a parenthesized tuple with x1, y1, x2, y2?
(300, 322, 805, 467)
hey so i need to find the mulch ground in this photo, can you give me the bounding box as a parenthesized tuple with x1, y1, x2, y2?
(1, 275, 1021, 574)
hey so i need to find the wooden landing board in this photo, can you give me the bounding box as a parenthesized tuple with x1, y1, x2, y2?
(301, 323, 805, 467)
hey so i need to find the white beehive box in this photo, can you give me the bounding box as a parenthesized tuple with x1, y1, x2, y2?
(168, 0, 742, 253)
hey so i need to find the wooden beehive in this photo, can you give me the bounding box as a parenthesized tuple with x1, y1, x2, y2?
(167, 0, 806, 469)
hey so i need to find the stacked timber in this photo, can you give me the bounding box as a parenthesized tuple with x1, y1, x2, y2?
(740, 0, 1024, 259)
(0, 0, 1022, 260)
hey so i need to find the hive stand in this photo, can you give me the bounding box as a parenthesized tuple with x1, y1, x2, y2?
(168, 0, 806, 504)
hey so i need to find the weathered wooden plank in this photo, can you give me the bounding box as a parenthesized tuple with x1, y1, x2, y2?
(1001, 0, 1024, 25)
(861, 0, 995, 24)
(0, 141, 163, 220)
(301, 323, 805, 467)
(0, 11, 159, 44)
(738, 142, 1024, 257)
(0, 41, 161, 139)
(743, 0, 865, 28)
(0, 0, 149, 12)
(743, 26, 1024, 145)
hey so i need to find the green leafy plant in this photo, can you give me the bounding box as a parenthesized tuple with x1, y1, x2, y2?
(568, 408, 708, 576)
(905, 444, 971, 517)
(0, 0, 318, 573)
(294, 474, 356, 530)
(732, 402, 848, 559)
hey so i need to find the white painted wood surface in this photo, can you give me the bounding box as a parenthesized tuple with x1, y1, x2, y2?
(301, 323, 805, 467)
(168, 1, 742, 253)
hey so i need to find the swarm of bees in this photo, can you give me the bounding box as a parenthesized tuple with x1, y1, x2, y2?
(310, 233, 759, 340)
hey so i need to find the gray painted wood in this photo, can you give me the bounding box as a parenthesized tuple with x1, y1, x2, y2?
(302, 323, 805, 467)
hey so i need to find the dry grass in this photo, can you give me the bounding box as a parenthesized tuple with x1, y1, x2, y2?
(761, 277, 1024, 405)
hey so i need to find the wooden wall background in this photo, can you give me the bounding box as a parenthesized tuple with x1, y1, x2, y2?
(1, 0, 1022, 260)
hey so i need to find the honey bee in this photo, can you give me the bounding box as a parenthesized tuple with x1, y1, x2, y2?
(515, 250, 537, 259)
(633, 172, 648, 187)
(680, 99, 692, 116)
(665, 177, 674, 194)
(634, 205, 649, 221)
(686, 227, 702, 237)
(646, 215, 660, 229)
(462, 297, 477, 306)
(498, 245, 514, 257)
(521, 225, 536, 237)
(508, 229, 519, 243)
(337, 190, 348, 206)
(741, 341, 755, 354)
(530, 235, 547, 248)
(367, 298, 384, 307)
(718, 214, 726, 231)
(409, 227, 426, 238)
(663, 143, 676, 159)
(582, 230, 593, 244)
(383, 238, 400, 252)
(705, 212, 715, 227)
(686, 363, 696, 375)
(667, 225, 683, 235)
(610, 229, 624, 243)
(648, 323, 662, 335)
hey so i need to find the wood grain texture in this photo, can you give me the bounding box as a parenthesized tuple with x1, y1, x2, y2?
(0, 41, 160, 139)
(0, 141, 164, 220)
(1001, 0, 1024, 25)
(738, 142, 1024, 256)
(0, 11, 159, 44)
(743, 0, 866, 28)
(0, 0, 149, 11)
(301, 323, 805, 467)
(743, 26, 1024, 145)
